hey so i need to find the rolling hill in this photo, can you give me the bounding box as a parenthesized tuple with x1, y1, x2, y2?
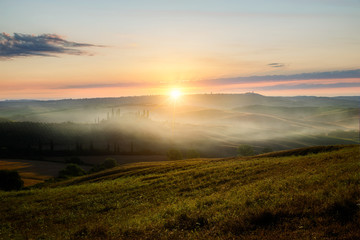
(0, 93, 358, 157)
(0, 145, 359, 239)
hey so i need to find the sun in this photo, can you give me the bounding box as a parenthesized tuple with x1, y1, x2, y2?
(170, 89, 182, 100)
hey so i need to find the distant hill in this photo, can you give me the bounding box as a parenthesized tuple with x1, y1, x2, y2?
(0, 93, 358, 157)
(0, 93, 358, 122)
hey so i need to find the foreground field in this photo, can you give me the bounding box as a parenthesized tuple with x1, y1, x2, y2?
(0, 145, 359, 239)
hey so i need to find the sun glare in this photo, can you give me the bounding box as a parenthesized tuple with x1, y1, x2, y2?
(170, 89, 181, 100)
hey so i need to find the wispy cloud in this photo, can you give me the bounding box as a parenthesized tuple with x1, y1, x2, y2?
(0, 32, 102, 59)
(54, 82, 145, 89)
(255, 82, 360, 91)
(203, 69, 360, 85)
(268, 62, 284, 68)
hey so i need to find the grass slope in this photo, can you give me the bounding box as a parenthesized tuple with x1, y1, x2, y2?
(0, 145, 359, 239)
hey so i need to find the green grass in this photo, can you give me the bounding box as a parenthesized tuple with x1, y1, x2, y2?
(0, 145, 359, 239)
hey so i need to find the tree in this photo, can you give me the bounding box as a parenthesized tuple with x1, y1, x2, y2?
(237, 144, 255, 156)
(58, 164, 86, 178)
(0, 170, 23, 191)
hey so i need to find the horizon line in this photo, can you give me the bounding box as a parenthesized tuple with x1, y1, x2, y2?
(1, 92, 359, 102)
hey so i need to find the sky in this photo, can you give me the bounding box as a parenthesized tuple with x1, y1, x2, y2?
(1, 0, 360, 99)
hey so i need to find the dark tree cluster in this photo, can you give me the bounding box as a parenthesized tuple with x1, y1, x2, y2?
(0, 121, 161, 158)
(0, 170, 23, 191)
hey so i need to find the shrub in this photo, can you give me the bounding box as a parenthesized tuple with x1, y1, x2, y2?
(0, 170, 23, 191)
(58, 164, 86, 178)
(102, 158, 117, 169)
(89, 158, 117, 173)
(167, 149, 183, 160)
(237, 144, 255, 156)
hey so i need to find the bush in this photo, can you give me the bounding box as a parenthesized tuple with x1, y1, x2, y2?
(58, 164, 86, 178)
(89, 158, 117, 173)
(0, 170, 23, 191)
(237, 145, 255, 156)
(167, 149, 183, 160)
(102, 158, 117, 169)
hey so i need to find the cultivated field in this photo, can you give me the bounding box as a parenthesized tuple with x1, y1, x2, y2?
(0, 159, 70, 186)
(0, 155, 168, 187)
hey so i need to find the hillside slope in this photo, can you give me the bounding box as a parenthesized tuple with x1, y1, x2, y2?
(0, 145, 359, 239)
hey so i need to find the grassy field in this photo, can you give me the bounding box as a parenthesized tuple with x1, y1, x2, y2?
(0, 145, 359, 239)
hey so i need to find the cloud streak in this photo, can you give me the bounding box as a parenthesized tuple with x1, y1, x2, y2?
(0, 32, 102, 58)
(268, 62, 284, 68)
(203, 69, 360, 85)
(53, 69, 360, 93)
(255, 82, 360, 91)
(55, 82, 146, 89)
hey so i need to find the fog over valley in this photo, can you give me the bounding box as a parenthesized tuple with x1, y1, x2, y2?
(0, 93, 358, 157)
